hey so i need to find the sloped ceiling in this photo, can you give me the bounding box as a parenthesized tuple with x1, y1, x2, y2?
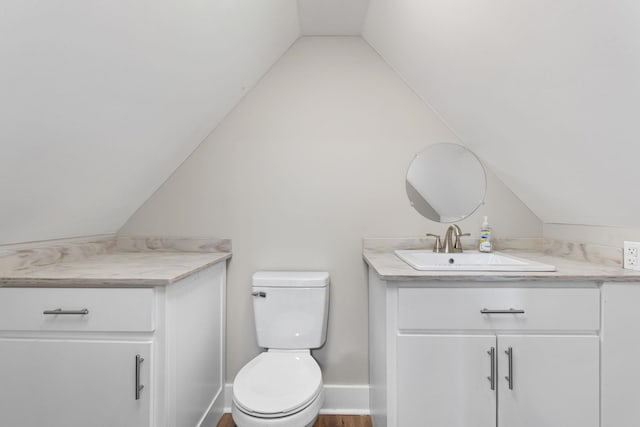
(0, 0, 300, 245)
(363, 0, 640, 227)
(4, 0, 637, 245)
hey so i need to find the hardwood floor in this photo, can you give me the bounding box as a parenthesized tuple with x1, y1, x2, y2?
(313, 415, 373, 427)
(217, 413, 372, 427)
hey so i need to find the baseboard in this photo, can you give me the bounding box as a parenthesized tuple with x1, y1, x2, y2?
(198, 386, 225, 427)
(223, 383, 370, 415)
(319, 384, 370, 415)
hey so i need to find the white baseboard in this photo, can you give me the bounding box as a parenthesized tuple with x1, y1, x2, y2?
(223, 383, 370, 415)
(198, 386, 225, 427)
(319, 384, 370, 415)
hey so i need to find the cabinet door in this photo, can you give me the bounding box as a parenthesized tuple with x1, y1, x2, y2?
(498, 335, 598, 427)
(0, 339, 152, 427)
(601, 283, 640, 427)
(397, 334, 496, 427)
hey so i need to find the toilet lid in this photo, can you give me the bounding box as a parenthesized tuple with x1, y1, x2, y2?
(233, 350, 322, 416)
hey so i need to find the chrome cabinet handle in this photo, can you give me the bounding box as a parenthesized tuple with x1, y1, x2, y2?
(505, 347, 514, 390)
(43, 308, 89, 315)
(480, 308, 525, 314)
(487, 347, 496, 390)
(135, 354, 144, 400)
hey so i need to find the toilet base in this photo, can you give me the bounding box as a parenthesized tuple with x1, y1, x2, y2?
(231, 389, 324, 427)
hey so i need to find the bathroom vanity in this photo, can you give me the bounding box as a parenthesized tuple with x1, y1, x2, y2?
(0, 238, 230, 427)
(364, 242, 640, 427)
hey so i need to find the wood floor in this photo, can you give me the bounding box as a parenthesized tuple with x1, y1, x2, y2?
(217, 413, 372, 427)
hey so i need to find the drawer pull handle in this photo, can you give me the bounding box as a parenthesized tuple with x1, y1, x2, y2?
(43, 308, 89, 315)
(135, 354, 145, 400)
(480, 308, 525, 314)
(505, 346, 514, 390)
(487, 347, 496, 391)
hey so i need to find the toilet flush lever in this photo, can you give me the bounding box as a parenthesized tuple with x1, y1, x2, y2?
(252, 291, 266, 298)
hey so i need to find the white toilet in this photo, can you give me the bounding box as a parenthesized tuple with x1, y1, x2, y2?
(231, 271, 330, 427)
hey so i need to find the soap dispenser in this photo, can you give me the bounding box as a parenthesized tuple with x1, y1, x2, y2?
(479, 216, 492, 253)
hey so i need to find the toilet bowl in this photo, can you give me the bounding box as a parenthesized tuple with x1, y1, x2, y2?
(232, 350, 324, 427)
(231, 271, 330, 427)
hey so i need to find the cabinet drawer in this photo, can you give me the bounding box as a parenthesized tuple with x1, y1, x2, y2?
(398, 287, 600, 331)
(0, 288, 154, 332)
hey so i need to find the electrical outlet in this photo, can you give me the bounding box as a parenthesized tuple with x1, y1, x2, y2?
(624, 241, 640, 270)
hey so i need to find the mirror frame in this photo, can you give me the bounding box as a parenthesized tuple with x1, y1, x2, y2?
(405, 143, 486, 223)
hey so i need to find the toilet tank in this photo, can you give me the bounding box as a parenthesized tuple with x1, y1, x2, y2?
(252, 271, 330, 350)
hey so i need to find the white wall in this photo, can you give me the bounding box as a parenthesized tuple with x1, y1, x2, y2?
(298, 0, 370, 35)
(363, 0, 640, 228)
(0, 0, 300, 245)
(121, 37, 541, 384)
(544, 223, 640, 248)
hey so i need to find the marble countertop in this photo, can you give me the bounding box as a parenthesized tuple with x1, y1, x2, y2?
(0, 236, 232, 287)
(363, 249, 640, 282)
(0, 252, 231, 287)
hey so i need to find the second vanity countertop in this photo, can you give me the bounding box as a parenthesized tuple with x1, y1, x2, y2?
(0, 236, 232, 287)
(0, 252, 231, 287)
(363, 247, 640, 282)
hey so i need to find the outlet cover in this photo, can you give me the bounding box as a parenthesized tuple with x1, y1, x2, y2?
(624, 241, 640, 270)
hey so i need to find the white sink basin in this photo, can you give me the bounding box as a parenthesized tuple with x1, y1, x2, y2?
(394, 250, 556, 272)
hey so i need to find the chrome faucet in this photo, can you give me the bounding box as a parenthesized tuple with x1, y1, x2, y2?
(443, 224, 471, 253)
(427, 225, 470, 253)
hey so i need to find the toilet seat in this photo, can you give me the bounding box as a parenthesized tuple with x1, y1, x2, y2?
(233, 350, 323, 418)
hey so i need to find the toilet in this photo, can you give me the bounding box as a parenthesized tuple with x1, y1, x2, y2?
(231, 271, 330, 427)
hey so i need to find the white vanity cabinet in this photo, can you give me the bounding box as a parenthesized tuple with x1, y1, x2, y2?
(0, 339, 153, 426)
(369, 270, 601, 427)
(601, 282, 640, 427)
(0, 261, 226, 427)
(397, 334, 598, 427)
(396, 334, 496, 427)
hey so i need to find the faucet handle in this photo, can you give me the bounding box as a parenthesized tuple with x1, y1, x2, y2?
(426, 233, 443, 253)
(454, 233, 471, 251)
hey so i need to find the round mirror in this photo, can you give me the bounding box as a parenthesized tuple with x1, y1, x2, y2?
(406, 143, 486, 223)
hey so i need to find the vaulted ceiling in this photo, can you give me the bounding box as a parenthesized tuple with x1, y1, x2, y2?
(2, 0, 638, 245)
(363, 0, 640, 227)
(1, 1, 300, 244)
